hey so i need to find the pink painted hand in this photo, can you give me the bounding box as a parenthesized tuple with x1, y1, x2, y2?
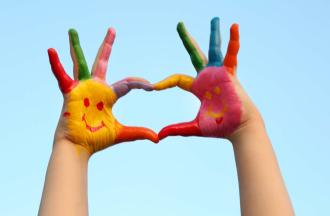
(154, 18, 261, 140)
(49, 28, 158, 154)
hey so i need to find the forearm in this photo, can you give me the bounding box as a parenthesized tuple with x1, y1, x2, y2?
(229, 122, 294, 216)
(38, 139, 90, 216)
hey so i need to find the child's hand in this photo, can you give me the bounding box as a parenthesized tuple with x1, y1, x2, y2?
(154, 18, 262, 140)
(49, 28, 158, 154)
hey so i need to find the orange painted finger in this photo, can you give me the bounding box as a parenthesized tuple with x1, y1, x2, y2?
(115, 125, 159, 144)
(224, 24, 240, 73)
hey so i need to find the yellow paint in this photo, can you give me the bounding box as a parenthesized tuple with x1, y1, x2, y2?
(206, 101, 228, 119)
(204, 91, 213, 100)
(153, 74, 194, 91)
(65, 79, 119, 153)
(75, 145, 86, 156)
(214, 86, 221, 95)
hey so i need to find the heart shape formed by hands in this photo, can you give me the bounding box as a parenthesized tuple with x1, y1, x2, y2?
(48, 28, 158, 154)
(153, 17, 242, 140)
(48, 17, 244, 154)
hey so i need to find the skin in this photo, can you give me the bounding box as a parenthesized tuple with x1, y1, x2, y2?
(153, 18, 294, 215)
(38, 140, 90, 216)
(39, 18, 294, 216)
(38, 28, 158, 216)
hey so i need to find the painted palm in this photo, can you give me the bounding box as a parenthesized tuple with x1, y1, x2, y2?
(154, 18, 243, 139)
(49, 28, 158, 154)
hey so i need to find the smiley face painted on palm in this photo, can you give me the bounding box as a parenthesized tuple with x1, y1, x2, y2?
(191, 66, 241, 137)
(49, 28, 158, 154)
(63, 80, 118, 151)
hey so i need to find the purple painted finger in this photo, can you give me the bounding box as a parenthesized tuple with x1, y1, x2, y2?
(111, 77, 153, 99)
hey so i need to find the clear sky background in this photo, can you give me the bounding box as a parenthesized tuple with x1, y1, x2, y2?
(0, 0, 329, 215)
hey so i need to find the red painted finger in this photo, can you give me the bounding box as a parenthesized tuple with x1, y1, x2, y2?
(115, 126, 159, 144)
(158, 119, 202, 140)
(224, 24, 240, 73)
(48, 48, 75, 94)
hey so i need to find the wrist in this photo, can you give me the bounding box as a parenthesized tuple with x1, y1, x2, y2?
(227, 116, 266, 145)
(52, 139, 91, 163)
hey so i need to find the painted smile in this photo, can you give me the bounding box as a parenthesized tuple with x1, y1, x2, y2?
(82, 114, 105, 132)
(206, 102, 228, 125)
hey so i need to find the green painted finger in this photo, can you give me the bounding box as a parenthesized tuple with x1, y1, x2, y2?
(69, 29, 91, 80)
(177, 22, 207, 73)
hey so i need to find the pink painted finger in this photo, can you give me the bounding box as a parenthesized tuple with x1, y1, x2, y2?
(158, 119, 202, 140)
(224, 24, 240, 73)
(92, 28, 116, 80)
(48, 48, 75, 94)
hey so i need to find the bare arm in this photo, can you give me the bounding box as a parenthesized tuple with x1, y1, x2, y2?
(229, 121, 294, 216)
(38, 140, 90, 216)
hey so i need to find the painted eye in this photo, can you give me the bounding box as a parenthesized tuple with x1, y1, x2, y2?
(96, 101, 104, 111)
(84, 98, 90, 107)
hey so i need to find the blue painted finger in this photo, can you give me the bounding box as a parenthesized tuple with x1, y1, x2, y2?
(207, 17, 223, 67)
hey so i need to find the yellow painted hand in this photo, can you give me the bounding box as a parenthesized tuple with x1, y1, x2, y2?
(49, 28, 158, 154)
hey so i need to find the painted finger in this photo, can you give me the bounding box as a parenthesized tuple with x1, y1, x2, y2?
(115, 125, 159, 144)
(92, 28, 116, 80)
(158, 119, 202, 140)
(224, 24, 240, 73)
(153, 74, 194, 92)
(207, 17, 223, 67)
(48, 48, 75, 94)
(111, 77, 153, 99)
(68, 29, 91, 80)
(177, 22, 207, 72)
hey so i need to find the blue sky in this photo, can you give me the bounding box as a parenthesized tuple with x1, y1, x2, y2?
(0, 0, 329, 215)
